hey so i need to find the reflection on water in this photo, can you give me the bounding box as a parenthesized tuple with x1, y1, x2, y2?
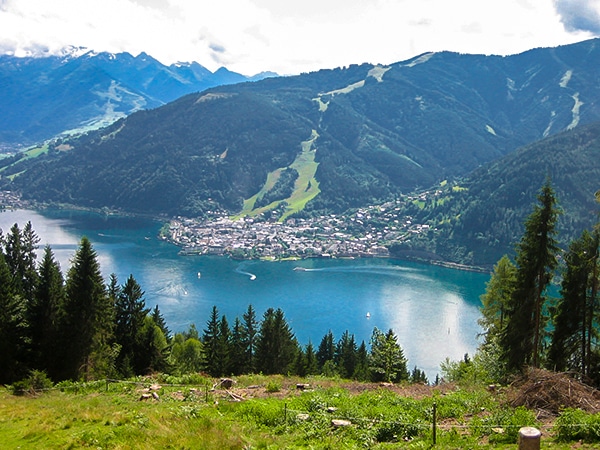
(0, 209, 488, 379)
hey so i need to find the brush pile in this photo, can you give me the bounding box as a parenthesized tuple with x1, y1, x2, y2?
(507, 368, 600, 417)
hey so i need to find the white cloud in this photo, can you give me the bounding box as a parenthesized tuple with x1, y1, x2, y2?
(554, 0, 600, 34)
(0, 0, 595, 75)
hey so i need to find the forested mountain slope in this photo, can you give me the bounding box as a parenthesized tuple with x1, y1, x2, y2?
(0, 49, 274, 149)
(5, 39, 600, 219)
(398, 120, 600, 266)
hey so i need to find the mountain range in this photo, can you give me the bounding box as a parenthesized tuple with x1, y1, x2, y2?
(2, 39, 600, 265)
(0, 48, 275, 150)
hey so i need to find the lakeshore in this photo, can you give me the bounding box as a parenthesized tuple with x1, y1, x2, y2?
(165, 199, 432, 260)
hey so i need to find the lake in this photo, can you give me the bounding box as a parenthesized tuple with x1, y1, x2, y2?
(0, 208, 489, 378)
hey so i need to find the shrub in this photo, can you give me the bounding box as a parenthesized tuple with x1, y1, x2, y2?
(265, 380, 281, 393)
(11, 370, 53, 395)
(555, 408, 600, 442)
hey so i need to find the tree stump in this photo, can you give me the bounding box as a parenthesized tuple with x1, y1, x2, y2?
(518, 427, 541, 450)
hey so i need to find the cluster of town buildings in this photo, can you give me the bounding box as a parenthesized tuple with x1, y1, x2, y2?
(0, 191, 27, 210)
(165, 199, 434, 260)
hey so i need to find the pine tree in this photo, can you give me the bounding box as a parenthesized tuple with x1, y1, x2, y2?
(548, 229, 599, 376)
(59, 237, 113, 380)
(29, 245, 64, 379)
(150, 304, 171, 341)
(369, 327, 409, 383)
(0, 251, 28, 383)
(352, 341, 370, 381)
(230, 317, 246, 375)
(216, 315, 232, 376)
(255, 308, 298, 374)
(335, 330, 357, 379)
(3, 222, 39, 300)
(240, 304, 258, 373)
(114, 275, 149, 376)
(316, 330, 335, 371)
(202, 306, 222, 377)
(304, 341, 319, 375)
(501, 180, 560, 371)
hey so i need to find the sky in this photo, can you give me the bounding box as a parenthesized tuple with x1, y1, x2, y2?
(0, 0, 598, 76)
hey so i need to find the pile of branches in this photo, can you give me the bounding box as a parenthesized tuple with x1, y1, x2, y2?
(507, 368, 600, 417)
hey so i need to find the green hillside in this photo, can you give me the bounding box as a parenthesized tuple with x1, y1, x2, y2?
(393, 121, 600, 266)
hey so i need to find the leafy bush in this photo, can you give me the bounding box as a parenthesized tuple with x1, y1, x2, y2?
(265, 380, 281, 393)
(470, 406, 538, 444)
(555, 408, 600, 442)
(11, 370, 53, 395)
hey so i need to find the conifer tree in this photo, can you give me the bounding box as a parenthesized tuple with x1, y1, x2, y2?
(3, 222, 39, 300)
(240, 304, 258, 373)
(151, 304, 171, 341)
(335, 330, 358, 379)
(304, 341, 319, 376)
(0, 251, 28, 383)
(29, 245, 64, 378)
(60, 237, 113, 380)
(216, 315, 232, 375)
(352, 341, 370, 381)
(115, 275, 149, 376)
(202, 306, 222, 376)
(230, 317, 246, 375)
(255, 308, 298, 374)
(316, 330, 335, 371)
(369, 327, 409, 383)
(479, 255, 516, 346)
(501, 180, 560, 371)
(548, 229, 599, 376)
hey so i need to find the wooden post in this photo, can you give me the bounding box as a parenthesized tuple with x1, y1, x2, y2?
(518, 427, 541, 450)
(432, 402, 437, 446)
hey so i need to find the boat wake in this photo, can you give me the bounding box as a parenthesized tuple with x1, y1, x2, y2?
(235, 264, 257, 280)
(293, 265, 421, 278)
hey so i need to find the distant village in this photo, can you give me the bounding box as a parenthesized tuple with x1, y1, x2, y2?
(0, 189, 440, 260)
(165, 195, 437, 260)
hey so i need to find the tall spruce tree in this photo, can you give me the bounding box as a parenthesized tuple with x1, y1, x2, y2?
(240, 304, 258, 373)
(230, 317, 246, 375)
(114, 275, 149, 376)
(202, 306, 222, 377)
(501, 180, 560, 371)
(317, 330, 335, 370)
(548, 229, 599, 376)
(151, 304, 171, 341)
(29, 245, 64, 379)
(4, 222, 39, 301)
(255, 308, 298, 374)
(0, 251, 28, 383)
(60, 237, 113, 380)
(335, 330, 358, 379)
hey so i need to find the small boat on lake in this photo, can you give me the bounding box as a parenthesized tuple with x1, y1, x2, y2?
(366, 312, 371, 318)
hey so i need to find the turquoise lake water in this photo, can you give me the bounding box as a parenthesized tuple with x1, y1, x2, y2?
(0, 208, 489, 378)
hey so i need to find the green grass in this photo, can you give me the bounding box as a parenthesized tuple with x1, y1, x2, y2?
(233, 130, 320, 221)
(2, 375, 599, 449)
